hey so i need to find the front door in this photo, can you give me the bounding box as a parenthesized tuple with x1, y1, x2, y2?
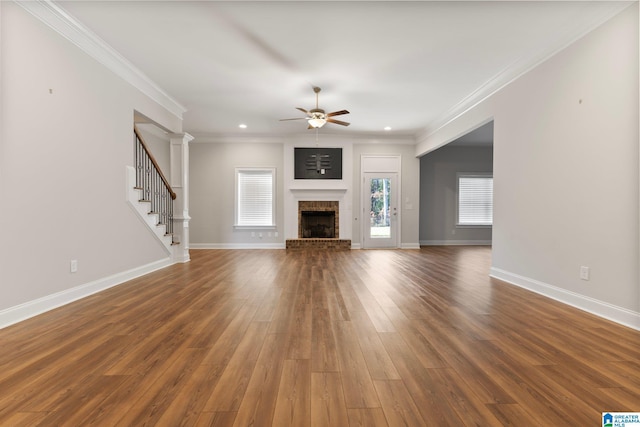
(363, 173, 398, 248)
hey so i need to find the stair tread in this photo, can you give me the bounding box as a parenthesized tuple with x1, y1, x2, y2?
(132, 183, 178, 252)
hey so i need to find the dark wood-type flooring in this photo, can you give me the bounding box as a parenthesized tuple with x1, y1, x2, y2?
(0, 247, 638, 426)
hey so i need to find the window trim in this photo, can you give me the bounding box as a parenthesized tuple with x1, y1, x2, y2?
(456, 173, 493, 228)
(234, 167, 276, 229)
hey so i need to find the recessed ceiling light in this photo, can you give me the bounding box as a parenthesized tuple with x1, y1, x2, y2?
(238, 124, 247, 129)
(384, 126, 392, 131)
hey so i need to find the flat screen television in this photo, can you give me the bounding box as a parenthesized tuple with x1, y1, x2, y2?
(294, 147, 342, 180)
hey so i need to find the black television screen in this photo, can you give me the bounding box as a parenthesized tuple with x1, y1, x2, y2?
(294, 148, 342, 179)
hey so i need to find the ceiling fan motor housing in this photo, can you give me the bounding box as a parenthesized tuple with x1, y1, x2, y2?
(279, 87, 350, 127)
(309, 109, 326, 119)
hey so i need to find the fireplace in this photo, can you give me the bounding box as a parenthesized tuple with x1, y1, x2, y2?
(287, 199, 350, 250)
(298, 201, 339, 238)
(301, 211, 335, 238)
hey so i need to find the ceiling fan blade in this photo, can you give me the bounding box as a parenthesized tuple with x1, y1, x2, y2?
(284, 87, 350, 129)
(327, 118, 350, 126)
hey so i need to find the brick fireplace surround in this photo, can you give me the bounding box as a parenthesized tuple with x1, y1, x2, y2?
(286, 200, 351, 250)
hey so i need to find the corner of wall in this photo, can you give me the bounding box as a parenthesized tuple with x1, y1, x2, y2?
(0, 258, 173, 330)
(490, 267, 640, 331)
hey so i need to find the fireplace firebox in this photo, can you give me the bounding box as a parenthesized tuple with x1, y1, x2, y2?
(297, 201, 339, 239)
(301, 211, 335, 238)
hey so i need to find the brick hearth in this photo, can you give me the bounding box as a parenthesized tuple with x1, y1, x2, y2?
(286, 238, 351, 251)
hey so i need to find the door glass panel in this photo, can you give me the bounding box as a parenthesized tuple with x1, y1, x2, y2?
(369, 178, 391, 238)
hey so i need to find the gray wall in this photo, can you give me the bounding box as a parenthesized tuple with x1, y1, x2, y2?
(137, 124, 171, 180)
(189, 142, 284, 247)
(415, 5, 639, 325)
(189, 139, 420, 249)
(1, 3, 181, 314)
(419, 145, 493, 245)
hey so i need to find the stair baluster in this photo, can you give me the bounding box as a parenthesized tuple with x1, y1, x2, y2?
(134, 127, 177, 244)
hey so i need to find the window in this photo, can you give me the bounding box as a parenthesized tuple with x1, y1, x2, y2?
(457, 174, 493, 226)
(235, 168, 276, 228)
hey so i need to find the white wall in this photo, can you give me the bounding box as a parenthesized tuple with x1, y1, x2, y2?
(419, 145, 493, 245)
(416, 5, 639, 328)
(0, 3, 182, 321)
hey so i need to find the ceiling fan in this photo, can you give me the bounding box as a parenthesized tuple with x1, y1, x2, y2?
(280, 87, 350, 129)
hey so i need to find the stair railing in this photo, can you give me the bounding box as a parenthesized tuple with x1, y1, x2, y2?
(134, 126, 177, 243)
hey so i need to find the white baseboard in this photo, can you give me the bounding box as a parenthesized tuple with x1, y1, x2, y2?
(190, 243, 286, 250)
(0, 258, 173, 330)
(288, 241, 420, 250)
(420, 240, 492, 246)
(192, 241, 423, 250)
(490, 267, 640, 331)
(401, 243, 421, 249)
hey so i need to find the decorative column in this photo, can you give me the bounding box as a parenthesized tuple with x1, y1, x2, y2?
(169, 132, 194, 263)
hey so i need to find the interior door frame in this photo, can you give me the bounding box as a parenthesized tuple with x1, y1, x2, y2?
(361, 155, 402, 249)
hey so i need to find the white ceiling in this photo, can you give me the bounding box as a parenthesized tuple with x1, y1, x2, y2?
(57, 1, 632, 140)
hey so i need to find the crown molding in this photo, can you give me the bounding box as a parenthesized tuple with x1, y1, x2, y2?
(190, 133, 285, 144)
(417, 1, 634, 144)
(191, 131, 416, 145)
(15, 0, 187, 119)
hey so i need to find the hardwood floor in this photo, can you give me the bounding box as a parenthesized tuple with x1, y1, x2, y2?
(0, 247, 638, 426)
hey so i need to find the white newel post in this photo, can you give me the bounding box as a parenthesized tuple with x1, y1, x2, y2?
(169, 132, 194, 263)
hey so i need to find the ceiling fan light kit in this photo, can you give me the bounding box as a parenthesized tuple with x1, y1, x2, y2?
(307, 111, 327, 128)
(280, 87, 350, 130)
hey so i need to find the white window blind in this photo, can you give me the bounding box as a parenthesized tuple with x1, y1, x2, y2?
(236, 168, 275, 227)
(458, 175, 493, 226)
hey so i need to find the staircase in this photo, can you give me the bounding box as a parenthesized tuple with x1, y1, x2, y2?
(126, 127, 179, 254)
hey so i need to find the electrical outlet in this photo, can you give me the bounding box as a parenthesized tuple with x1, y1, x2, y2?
(275, 231, 279, 237)
(259, 232, 263, 238)
(580, 266, 590, 281)
(70, 260, 78, 273)
(251, 232, 255, 238)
